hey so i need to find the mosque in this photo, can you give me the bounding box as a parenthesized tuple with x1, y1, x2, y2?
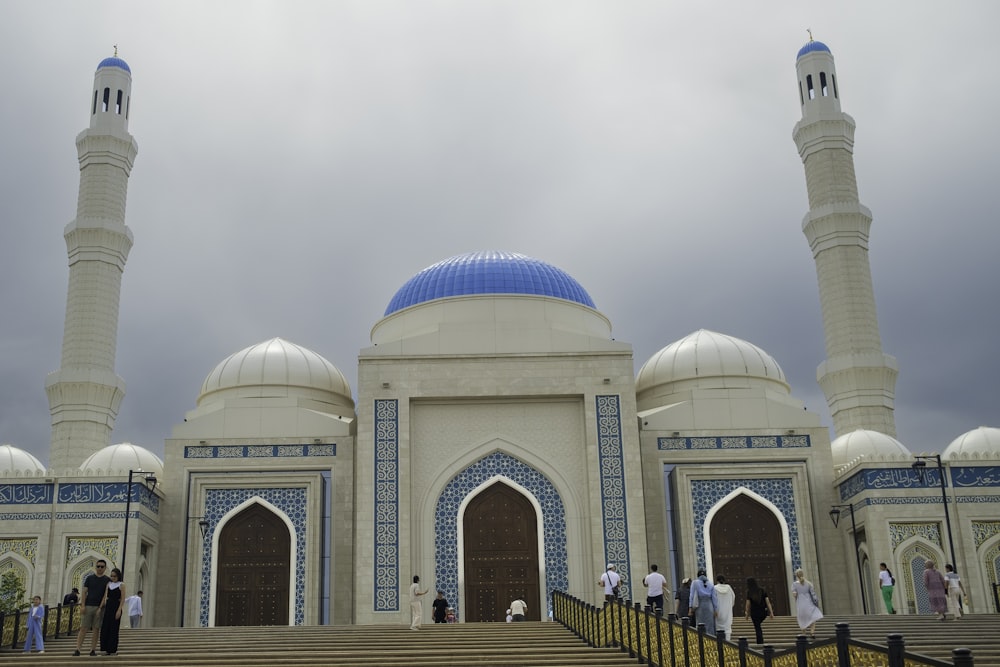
(1, 39, 999, 628)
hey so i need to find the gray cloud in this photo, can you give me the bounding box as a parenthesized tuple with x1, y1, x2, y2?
(1, 1, 998, 464)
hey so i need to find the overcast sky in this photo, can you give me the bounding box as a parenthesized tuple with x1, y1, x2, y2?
(1, 1, 997, 467)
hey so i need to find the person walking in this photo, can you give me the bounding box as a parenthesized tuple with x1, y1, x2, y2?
(743, 578, 774, 645)
(22, 595, 45, 654)
(714, 575, 735, 639)
(922, 560, 948, 620)
(688, 569, 718, 635)
(792, 568, 823, 639)
(944, 564, 965, 619)
(99, 568, 125, 656)
(676, 577, 691, 617)
(642, 564, 668, 614)
(877, 563, 896, 614)
(431, 591, 448, 623)
(409, 576, 428, 630)
(74, 559, 110, 656)
(510, 597, 527, 621)
(598, 564, 621, 602)
(124, 590, 143, 628)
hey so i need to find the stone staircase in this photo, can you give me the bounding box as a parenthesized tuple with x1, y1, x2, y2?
(6, 615, 998, 666)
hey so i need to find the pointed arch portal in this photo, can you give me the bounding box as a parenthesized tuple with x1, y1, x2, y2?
(463, 482, 541, 622)
(215, 503, 291, 626)
(709, 493, 791, 615)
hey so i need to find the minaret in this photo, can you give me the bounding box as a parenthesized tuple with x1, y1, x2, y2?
(792, 37, 898, 439)
(45, 52, 138, 471)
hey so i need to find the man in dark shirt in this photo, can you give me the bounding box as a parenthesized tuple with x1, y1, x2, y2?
(74, 560, 110, 656)
(63, 588, 79, 605)
(431, 591, 449, 623)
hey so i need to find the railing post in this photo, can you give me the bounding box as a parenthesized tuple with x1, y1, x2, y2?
(952, 648, 974, 667)
(795, 634, 809, 667)
(12, 608, 23, 649)
(680, 616, 691, 667)
(54, 604, 62, 639)
(667, 613, 678, 667)
(696, 623, 706, 667)
(618, 599, 627, 653)
(716, 628, 726, 667)
(608, 600, 617, 648)
(835, 622, 851, 667)
(654, 609, 664, 667)
(738, 636, 749, 667)
(763, 644, 775, 667)
(644, 605, 653, 666)
(886, 633, 905, 667)
(590, 603, 597, 647)
(68, 602, 76, 636)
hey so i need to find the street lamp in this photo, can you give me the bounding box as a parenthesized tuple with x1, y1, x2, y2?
(829, 503, 868, 614)
(912, 454, 958, 572)
(121, 470, 157, 576)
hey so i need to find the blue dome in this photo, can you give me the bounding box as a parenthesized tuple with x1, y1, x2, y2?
(796, 40, 831, 59)
(97, 57, 131, 74)
(384, 251, 596, 315)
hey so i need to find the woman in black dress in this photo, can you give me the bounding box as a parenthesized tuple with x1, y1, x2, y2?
(99, 568, 125, 656)
(743, 577, 774, 645)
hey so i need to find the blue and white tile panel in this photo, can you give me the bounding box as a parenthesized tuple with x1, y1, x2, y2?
(374, 399, 399, 612)
(658, 435, 810, 450)
(596, 395, 632, 599)
(184, 444, 336, 458)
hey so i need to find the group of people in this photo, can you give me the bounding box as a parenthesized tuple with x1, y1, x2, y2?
(21, 559, 144, 656)
(409, 575, 527, 626)
(71, 559, 144, 657)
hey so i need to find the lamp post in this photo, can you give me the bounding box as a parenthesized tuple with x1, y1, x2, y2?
(829, 503, 868, 614)
(912, 454, 958, 571)
(122, 470, 157, 577)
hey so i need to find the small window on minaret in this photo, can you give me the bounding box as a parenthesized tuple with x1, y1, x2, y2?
(115, 90, 123, 114)
(799, 81, 804, 106)
(92, 90, 98, 115)
(126, 96, 130, 119)
(820, 72, 829, 97)
(102, 87, 110, 112)
(832, 75, 839, 99)
(806, 74, 815, 100)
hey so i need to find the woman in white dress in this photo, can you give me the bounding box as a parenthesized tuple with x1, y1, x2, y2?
(713, 575, 736, 639)
(791, 568, 823, 639)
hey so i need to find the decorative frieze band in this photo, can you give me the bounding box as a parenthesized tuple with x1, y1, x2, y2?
(658, 435, 810, 450)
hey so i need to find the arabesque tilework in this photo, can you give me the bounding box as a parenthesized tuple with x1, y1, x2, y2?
(374, 399, 399, 612)
(596, 395, 632, 599)
(434, 451, 567, 619)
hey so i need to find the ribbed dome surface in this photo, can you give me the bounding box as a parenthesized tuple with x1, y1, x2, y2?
(199, 338, 352, 405)
(831, 429, 911, 467)
(943, 426, 1000, 460)
(797, 40, 831, 59)
(97, 56, 131, 74)
(384, 251, 596, 315)
(0, 444, 46, 475)
(636, 329, 788, 394)
(80, 443, 164, 477)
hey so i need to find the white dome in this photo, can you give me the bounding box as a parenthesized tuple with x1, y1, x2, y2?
(0, 444, 46, 476)
(79, 443, 164, 477)
(636, 329, 789, 395)
(198, 338, 352, 406)
(943, 426, 1000, 461)
(831, 429, 911, 467)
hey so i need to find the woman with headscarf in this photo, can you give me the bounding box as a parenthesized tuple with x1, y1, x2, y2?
(713, 575, 736, 639)
(923, 560, 948, 620)
(792, 568, 823, 639)
(688, 569, 718, 635)
(676, 577, 691, 617)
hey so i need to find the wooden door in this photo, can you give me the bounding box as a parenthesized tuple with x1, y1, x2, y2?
(463, 483, 540, 622)
(215, 503, 291, 626)
(709, 494, 790, 615)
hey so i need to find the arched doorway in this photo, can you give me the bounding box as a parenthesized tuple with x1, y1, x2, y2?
(215, 503, 291, 626)
(463, 482, 540, 622)
(709, 493, 790, 615)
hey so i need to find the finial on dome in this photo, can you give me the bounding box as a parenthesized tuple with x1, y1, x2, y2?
(114, 44, 118, 57)
(806, 28, 813, 42)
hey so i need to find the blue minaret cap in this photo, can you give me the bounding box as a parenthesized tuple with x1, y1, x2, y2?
(97, 56, 131, 74)
(384, 250, 597, 315)
(796, 40, 831, 60)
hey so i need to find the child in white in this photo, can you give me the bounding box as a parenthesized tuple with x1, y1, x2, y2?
(944, 564, 965, 619)
(23, 595, 44, 653)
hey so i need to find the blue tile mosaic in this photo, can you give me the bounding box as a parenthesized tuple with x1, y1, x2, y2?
(384, 251, 596, 315)
(57, 482, 159, 513)
(596, 395, 632, 600)
(658, 435, 810, 450)
(690, 478, 800, 571)
(433, 451, 568, 619)
(374, 399, 399, 612)
(184, 444, 336, 458)
(199, 487, 307, 626)
(839, 468, 942, 502)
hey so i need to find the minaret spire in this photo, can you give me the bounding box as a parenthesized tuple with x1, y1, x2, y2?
(45, 54, 138, 471)
(792, 39, 899, 439)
